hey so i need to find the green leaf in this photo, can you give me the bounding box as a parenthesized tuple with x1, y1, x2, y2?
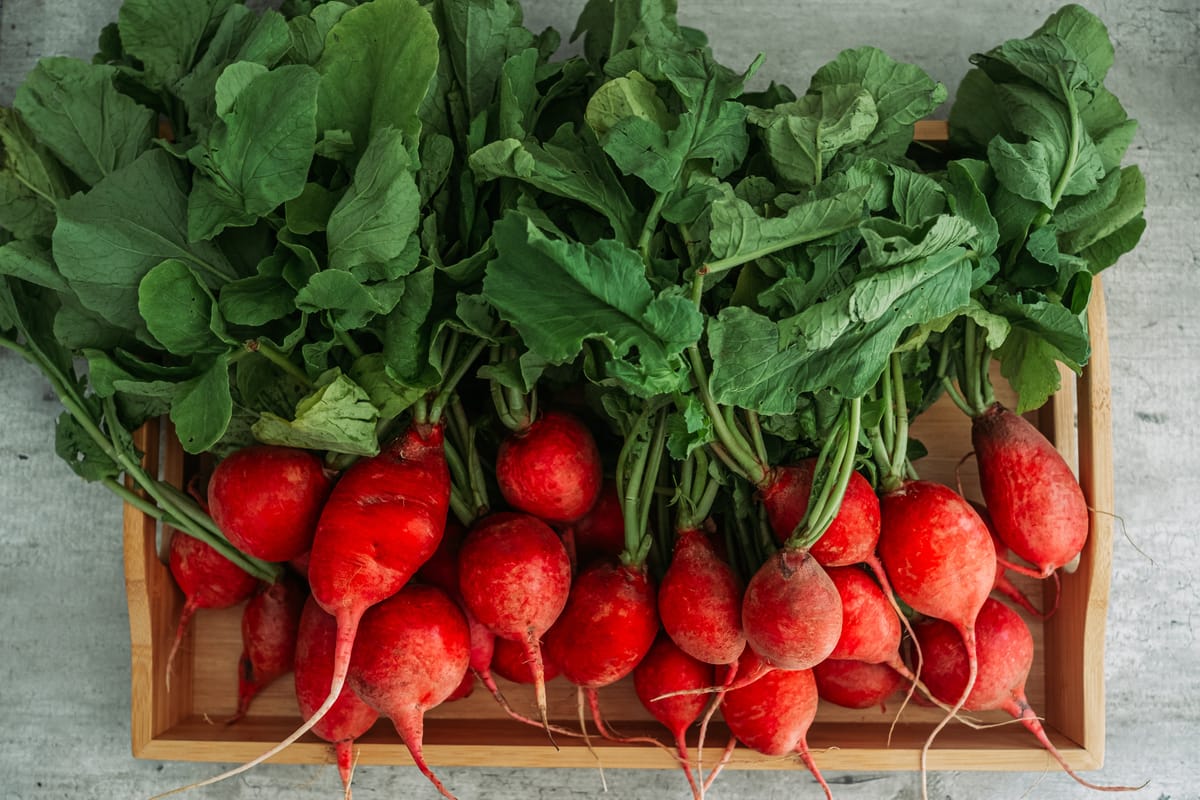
(1058, 165, 1145, 255)
(285, 183, 343, 234)
(943, 158, 1000, 256)
(55, 412, 121, 482)
(252, 369, 381, 456)
(171, 353, 234, 454)
(316, 0, 439, 154)
(483, 214, 702, 396)
(188, 64, 320, 240)
(382, 264, 440, 387)
(13, 57, 156, 186)
(438, 0, 534, 122)
(1034, 4, 1114, 82)
(118, 0, 237, 85)
(52, 150, 236, 337)
(1077, 214, 1145, 273)
(747, 87, 877, 189)
(891, 167, 945, 226)
(138, 259, 224, 355)
(348, 352, 423, 421)
(665, 393, 714, 460)
(0, 239, 66, 291)
(327, 127, 421, 271)
(296, 270, 406, 329)
(0, 108, 70, 240)
(286, 2, 354, 65)
(994, 296, 1090, 366)
(859, 214, 978, 268)
(995, 327, 1070, 413)
(497, 48, 540, 140)
(586, 70, 674, 138)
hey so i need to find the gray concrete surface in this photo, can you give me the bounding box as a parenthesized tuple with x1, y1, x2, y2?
(0, 1, 1196, 798)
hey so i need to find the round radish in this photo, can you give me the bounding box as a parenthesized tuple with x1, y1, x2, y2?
(633, 636, 714, 798)
(349, 584, 471, 800)
(658, 527, 745, 666)
(491, 635, 561, 684)
(208, 445, 332, 562)
(814, 658, 904, 710)
(496, 409, 602, 524)
(229, 573, 307, 725)
(825, 566, 902, 665)
(761, 460, 880, 565)
(566, 478, 625, 566)
(166, 532, 258, 684)
(741, 548, 842, 671)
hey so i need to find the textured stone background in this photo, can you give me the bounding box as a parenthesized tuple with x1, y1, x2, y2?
(0, 1, 1196, 798)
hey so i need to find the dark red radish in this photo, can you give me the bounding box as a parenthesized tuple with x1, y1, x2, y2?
(762, 460, 881, 566)
(721, 656, 831, 799)
(973, 403, 1089, 578)
(496, 410, 602, 524)
(566, 478, 625, 565)
(878, 480, 996, 796)
(294, 598, 380, 800)
(491, 634, 561, 684)
(416, 519, 468, 598)
(659, 527, 745, 666)
(349, 584, 471, 800)
(814, 658, 904, 710)
(457, 512, 572, 733)
(208, 445, 332, 562)
(289, 549, 311, 581)
(914, 598, 1143, 792)
(179, 423, 451, 790)
(166, 532, 258, 686)
(741, 548, 842, 671)
(228, 573, 307, 725)
(633, 636, 715, 799)
(543, 560, 658, 689)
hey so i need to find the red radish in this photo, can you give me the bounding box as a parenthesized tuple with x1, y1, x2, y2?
(633, 636, 715, 799)
(721, 656, 831, 800)
(294, 597, 380, 800)
(491, 635, 561, 684)
(178, 423, 451, 791)
(207, 445, 332, 562)
(658, 527, 745, 666)
(416, 519, 468, 598)
(349, 583, 471, 800)
(543, 559, 658, 689)
(166, 532, 258, 685)
(914, 598, 1143, 792)
(290, 549, 311, 581)
(814, 658, 904, 710)
(762, 460, 880, 566)
(228, 573, 307, 724)
(741, 548, 842, 671)
(496, 409, 602, 523)
(988, 527, 1056, 618)
(973, 403, 1089, 577)
(878, 480, 996, 795)
(566, 478, 625, 566)
(457, 512, 572, 733)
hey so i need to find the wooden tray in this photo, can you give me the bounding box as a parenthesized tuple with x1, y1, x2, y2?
(123, 122, 1114, 775)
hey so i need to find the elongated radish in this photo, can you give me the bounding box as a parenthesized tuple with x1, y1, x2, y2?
(814, 658, 904, 710)
(228, 573, 307, 725)
(973, 403, 1088, 577)
(915, 598, 1143, 792)
(987, 526, 1056, 618)
(496, 409, 603, 523)
(349, 584, 471, 800)
(741, 548, 842, 671)
(294, 597, 380, 800)
(457, 511, 572, 734)
(721, 655, 831, 800)
(633, 636, 714, 799)
(659, 527, 745, 666)
(207, 444, 332, 562)
(166, 532, 258, 685)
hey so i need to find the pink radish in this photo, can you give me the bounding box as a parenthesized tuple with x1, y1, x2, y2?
(813, 658, 904, 710)
(294, 597, 380, 800)
(207, 444, 332, 562)
(972, 403, 1088, 577)
(914, 598, 1143, 792)
(633, 636, 715, 799)
(457, 511, 572, 733)
(741, 548, 842, 671)
(496, 409, 602, 523)
(348, 583, 471, 800)
(659, 527, 745, 666)
(228, 573, 307, 724)
(165, 532, 258, 685)
(721, 654, 831, 799)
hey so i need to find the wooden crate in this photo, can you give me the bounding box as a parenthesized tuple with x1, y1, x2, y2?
(122, 122, 1114, 775)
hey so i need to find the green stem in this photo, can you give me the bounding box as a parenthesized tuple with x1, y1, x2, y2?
(791, 398, 862, 551)
(889, 355, 909, 479)
(103, 478, 164, 520)
(333, 328, 365, 360)
(940, 377, 976, 417)
(745, 410, 769, 468)
(686, 345, 766, 485)
(638, 414, 668, 542)
(247, 339, 311, 387)
(637, 192, 668, 269)
(429, 333, 492, 425)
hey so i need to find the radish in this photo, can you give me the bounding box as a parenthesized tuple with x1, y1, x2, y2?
(973, 403, 1089, 577)
(914, 598, 1143, 792)
(207, 444, 332, 562)
(659, 526, 745, 667)
(633, 636, 715, 799)
(348, 583, 471, 800)
(165, 532, 258, 685)
(741, 548, 842, 671)
(721, 654, 831, 799)
(457, 511, 572, 734)
(496, 409, 603, 523)
(566, 478, 626, 566)
(491, 634, 562, 684)
(228, 573, 307, 725)
(294, 597, 380, 800)
(762, 460, 880, 566)
(814, 658, 904, 710)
